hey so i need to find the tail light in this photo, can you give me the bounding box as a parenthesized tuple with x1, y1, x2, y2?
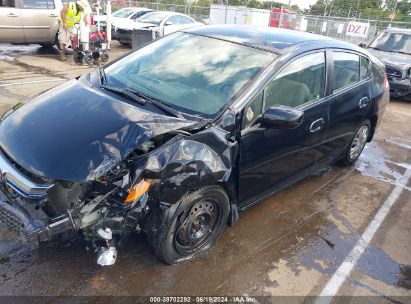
(384, 73, 389, 91)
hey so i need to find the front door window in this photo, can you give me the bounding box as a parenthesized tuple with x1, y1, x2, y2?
(243, 52, 326, 129)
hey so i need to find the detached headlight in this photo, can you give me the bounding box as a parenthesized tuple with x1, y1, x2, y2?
(124, 179, 152, 204)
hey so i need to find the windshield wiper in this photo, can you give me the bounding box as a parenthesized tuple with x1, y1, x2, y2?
(369, 46, 384, 51)
(99, 67, 107, 85)
(395, 51, 411, 55)
(98, 69, 186, 119)
(101, 85, 146, 105)
(129, 90, 185, 119)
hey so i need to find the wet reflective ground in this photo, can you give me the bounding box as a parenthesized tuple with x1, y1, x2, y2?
(0, 43, 410, 300)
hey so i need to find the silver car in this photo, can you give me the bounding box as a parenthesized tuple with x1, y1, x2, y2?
(0, 0, 63, 46)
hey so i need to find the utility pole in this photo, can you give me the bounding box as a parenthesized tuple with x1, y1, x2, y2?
(288, 0, 291, 9)
(355, 0, 360, 19)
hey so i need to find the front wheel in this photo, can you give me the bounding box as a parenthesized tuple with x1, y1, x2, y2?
(338, 120, 370, 166)
(148, 185, 230, 264)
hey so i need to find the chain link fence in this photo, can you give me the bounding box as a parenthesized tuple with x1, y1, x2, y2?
(123, 1, 411, 44)
(287, 14, 411, 45)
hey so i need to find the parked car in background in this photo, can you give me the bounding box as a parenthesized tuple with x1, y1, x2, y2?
(366, 28, 411, 98)
(93, 7, 153, 31)
(112, 11, 202, 46)
(0, 25, 389, 266)
(0, 0, 63, 46)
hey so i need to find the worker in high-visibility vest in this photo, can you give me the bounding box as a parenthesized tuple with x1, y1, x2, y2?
(58, 0, 91, 61)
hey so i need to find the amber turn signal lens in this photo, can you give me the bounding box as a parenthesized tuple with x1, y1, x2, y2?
(124, 179, 152, 204)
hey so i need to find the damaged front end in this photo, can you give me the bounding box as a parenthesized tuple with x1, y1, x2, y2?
(0, 101, 238, 266)
(385, 64, 411, 98)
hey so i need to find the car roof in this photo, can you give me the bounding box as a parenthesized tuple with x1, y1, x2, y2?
(184, 25, 363, 54)
(144, 11, 188, 17)
(383, 27, 411, 34)
(117, 7, 152, 12)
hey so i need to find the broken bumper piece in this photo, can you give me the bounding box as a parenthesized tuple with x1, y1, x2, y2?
(0, 190, 73, 247)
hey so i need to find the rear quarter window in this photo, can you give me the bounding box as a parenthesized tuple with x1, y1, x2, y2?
(360, 56, 370, 80)
(371, 61, 385, 93)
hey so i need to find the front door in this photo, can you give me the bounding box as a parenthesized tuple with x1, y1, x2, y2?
(0, 0, 25, 43)
(239, 51, 330, 206)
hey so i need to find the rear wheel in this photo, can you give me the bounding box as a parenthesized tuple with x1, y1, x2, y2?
(148, 185, 230, 264)
(338, 120, 370, 166)
(39, 42, 54, 48)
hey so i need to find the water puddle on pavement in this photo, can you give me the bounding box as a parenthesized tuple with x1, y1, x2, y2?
(355, 141, 411, 191)
(0, 44, 58, 60)
(265, 139, 411, 295)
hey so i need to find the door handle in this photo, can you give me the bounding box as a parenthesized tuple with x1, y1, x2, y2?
(49, 13, 58, 17)
(359, 97, 369, 109)
(7, 13, 19, 17)
(310, 118, 325, 133)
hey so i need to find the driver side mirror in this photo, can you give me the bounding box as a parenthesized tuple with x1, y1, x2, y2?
(165, 21, 173, 26)
(261, 105, 304, 129)
(358, 43, 366, 48)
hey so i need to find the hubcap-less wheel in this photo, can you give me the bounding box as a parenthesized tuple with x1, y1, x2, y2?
(175, 200, 220, 255)
(349, 125, 369, 160)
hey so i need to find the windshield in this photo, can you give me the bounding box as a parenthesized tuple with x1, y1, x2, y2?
(369, 32, 411, 54)
(112, 9, 136, 18)
(104, 32, 276, 117)
(138, 12, 168, 25)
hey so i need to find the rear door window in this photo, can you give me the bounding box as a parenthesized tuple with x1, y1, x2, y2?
(179, 16, 194, 24)
(333, 52, 360, 91)
(22, 0, 54, 8)
(166, 15, 180, 25)
(0, 0, 16, 7)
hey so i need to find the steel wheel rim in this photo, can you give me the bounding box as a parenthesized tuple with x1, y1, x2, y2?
(349, 125, 369, 160)
(174, 199, 220, 256)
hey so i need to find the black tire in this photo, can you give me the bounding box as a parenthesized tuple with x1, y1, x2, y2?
(148, 185, 230, 265)
(39, 42, 55, 48)
(84, 53, 93, 65)
(337, 119, 371, 166)
(119, 41, 131, 46)
(101, 52, 109, 62)
(74, 50, 83, 64)
(92, 52, 100, 61)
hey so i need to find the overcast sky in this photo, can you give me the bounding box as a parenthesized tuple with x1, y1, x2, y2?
(274, 0, 318, 10)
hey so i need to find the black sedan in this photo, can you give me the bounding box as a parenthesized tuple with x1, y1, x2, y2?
(0, 25, 389, 266)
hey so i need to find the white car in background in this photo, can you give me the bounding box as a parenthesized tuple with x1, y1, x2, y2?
(93, 7, 153, 30)
(112, 11, 202, 46)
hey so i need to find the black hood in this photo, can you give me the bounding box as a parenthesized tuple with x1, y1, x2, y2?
(0, 78, 194, 181)
(367, 48, 411, 66)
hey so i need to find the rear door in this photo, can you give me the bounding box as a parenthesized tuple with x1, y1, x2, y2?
(0, 0, 25, 43)
(20, 0, 59, 43)
(323, 50, 371, 162)
(239, 51, 330, 206)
